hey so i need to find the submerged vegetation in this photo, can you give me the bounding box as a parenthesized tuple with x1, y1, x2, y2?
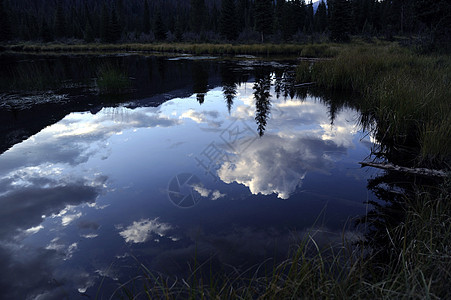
(297, 43, 451, 168)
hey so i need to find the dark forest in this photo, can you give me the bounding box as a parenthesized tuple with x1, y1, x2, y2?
(0, 0, 449, 49)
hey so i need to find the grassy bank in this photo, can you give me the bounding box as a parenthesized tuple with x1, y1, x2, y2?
(296, 43, 451, 167)
(2, 42, 339, 57)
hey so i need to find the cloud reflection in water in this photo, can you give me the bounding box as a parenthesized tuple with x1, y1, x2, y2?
(117, 218, 173, 244)
(0, 72, 368, 299)
(219, 91, 359, 199)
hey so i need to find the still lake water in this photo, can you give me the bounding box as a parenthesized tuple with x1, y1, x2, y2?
(0, 54, 378, 299)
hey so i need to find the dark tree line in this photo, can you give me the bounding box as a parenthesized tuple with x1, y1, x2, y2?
(0, 0, 449, 47)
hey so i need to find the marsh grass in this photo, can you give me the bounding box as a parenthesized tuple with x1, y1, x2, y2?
(366, 181, 451, 299)
(297, 44, 451, 167)
(96, 64, 130, 94)
(5, 42, 338, 57)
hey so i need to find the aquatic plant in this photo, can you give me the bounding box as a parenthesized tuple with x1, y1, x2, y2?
(96, 64, 130, 94)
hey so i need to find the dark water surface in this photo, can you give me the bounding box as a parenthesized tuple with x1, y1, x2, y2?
(0, 54, 379, 299)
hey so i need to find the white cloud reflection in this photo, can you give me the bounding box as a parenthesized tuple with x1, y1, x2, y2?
(192, 185, 226, 201)
(0, 107, 181, 178)
(24, 225, 44, 235)
(45, 238, 78, 260)
(61, 212, 82, 226)
(179, 109, 222, 128)
(118, 218, 173, 244)
(218, 95, 357, 199)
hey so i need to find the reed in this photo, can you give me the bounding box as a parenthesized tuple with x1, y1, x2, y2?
(297, 44, 451, 167)
(96, 64, 130, 94)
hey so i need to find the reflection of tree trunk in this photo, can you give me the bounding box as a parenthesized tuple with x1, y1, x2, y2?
(359, 162, 447, 178)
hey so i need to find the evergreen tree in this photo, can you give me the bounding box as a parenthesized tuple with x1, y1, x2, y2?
(294, 0, 307, 33)
(83, 1, 92, 34)
(84, 20, 94, 43)
(280, 0, 305, 40)
(70, 6, 80, 38)
(41, 19, 53, 42)
(314, 0, 328, 33)
(54, 0, 66, 39)
(143, 0, 151, 34)
(115, 0, 125, 28)
(414, 0, 451, 50)
(190, 0, 206, 33)
(274, 0, 285, 36)
(209, 3, 220, 34)
(108, 8, 121, 43)
(254, 0, 273, 42)
(351, 0, 377, 34)
(154, 10, 166, 41)
(27, 14, 40, 41)
(414, 0, 450, 31)
(306, 0, 314, 33)
(280, 1, 293, 40)
(100, 3, 109, 42)
(6, 0, 447, 45)
(220, 0, 238, 41)
(237, 0, 252, 31)
(369, 1, 381, 33)
(329, 0, 352, 42)
(174, 16, 183, 40)
(0, 0, 12, 42)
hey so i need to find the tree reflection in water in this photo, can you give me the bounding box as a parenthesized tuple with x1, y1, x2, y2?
(192, 62, 209, 105)
(220, 64, 237, 114)
(253, 68, 272, 137)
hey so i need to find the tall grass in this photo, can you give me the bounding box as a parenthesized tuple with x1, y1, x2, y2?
(366, 180, 450, 299)
(96, 64, 130, 94)
(297, 44, 451, 167)
(4, 42, 338, 57)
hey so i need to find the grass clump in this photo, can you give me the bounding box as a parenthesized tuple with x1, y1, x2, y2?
(96, 64, 130, 94)
(297, 44, 451, 167)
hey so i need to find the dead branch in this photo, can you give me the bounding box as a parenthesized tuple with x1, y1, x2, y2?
(294, 82, 316, 87)
(359, 162, 448, 178)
